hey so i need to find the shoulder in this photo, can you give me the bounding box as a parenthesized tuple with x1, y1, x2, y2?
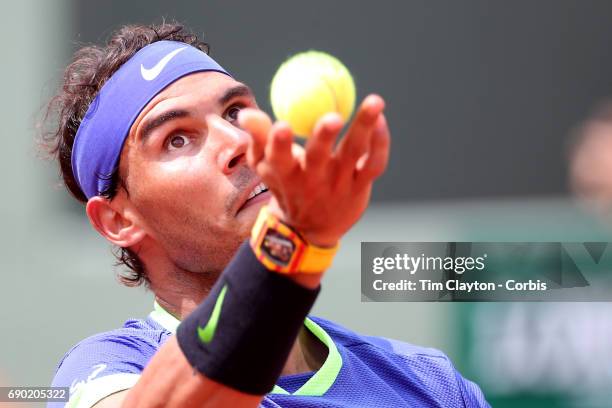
(310, 315, 444, 356)
(309, 315, 450, 368)
(54, 318, 167, 377)
(309, 316, 490, 408)
(49, 318, 170, 408)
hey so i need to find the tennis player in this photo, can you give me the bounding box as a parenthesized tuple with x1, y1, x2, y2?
(44, 22, 489, 408)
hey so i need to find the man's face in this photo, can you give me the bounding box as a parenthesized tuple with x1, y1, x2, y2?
(117, 71, 271, 273)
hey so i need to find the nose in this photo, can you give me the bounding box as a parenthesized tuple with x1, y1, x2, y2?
(207, 115, 250, 175)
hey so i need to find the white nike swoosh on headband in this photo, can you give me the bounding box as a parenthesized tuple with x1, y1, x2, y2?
(140, 47, 187, 81)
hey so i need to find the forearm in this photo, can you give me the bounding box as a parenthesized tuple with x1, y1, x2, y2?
(177, 241, 320, 394)
(121, 242, 319, 407)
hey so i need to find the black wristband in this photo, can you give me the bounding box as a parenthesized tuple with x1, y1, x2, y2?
(176, 241, 320, 395)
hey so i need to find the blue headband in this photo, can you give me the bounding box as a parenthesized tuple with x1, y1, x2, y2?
(72, 40, 231, 199)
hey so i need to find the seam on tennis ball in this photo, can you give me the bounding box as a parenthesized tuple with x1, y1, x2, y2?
(320, 76, 340, 116)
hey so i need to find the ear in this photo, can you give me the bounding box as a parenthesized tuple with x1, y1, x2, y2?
(86, 195, 147, 248)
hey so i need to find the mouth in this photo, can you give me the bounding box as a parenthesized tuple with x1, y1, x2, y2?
(237, 181, 271, 214)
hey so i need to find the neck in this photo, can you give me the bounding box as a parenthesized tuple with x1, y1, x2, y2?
(148, 255, 327, 377)
(151, 266, 215, 322)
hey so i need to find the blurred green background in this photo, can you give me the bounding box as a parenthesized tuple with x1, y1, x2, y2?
(3, 1, 612, 407)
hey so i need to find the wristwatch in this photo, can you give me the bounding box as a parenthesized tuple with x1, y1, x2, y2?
(250, 205, 339, 274)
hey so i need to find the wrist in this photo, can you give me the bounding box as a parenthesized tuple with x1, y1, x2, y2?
(250, 205, 339, 274)
(298, 233, 340, 249)
(265, 201, 340, 248)
(287, 273, 323, 290)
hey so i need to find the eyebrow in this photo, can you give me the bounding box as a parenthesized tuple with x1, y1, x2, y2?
(140, 109, 191, 143)
(218, 84, 254, 106)
(138, 84, 254, 143)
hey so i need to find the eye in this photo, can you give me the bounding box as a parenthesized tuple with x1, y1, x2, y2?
(166, 134, 191, 151)
(224, 104, 244, 124)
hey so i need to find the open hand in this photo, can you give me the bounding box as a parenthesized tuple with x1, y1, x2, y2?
(238, 94, 390, 247)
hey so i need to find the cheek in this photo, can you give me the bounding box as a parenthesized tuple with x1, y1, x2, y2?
(132, 152, 210, 197)
(157, 159, 212, 198)
(128, 157, 232, 229)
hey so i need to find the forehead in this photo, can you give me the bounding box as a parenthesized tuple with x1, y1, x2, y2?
(146, 71, 239, 109)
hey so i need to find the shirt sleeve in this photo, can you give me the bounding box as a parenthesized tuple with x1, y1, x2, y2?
(48, 330, 159, 408)
(375, 336, 491, 408)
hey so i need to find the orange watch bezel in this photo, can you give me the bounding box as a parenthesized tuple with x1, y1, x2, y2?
(251, 207, 307, 274)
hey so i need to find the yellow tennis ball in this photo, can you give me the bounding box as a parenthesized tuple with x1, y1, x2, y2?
(270, 50, 356, 137)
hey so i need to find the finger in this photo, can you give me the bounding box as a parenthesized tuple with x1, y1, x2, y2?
(305, 112, 343, 173)
(255, 161, 281, 191)
(238, 108, 272, 167)
(254, 160, 297, 217)
(355, 114, 390, 187)
(265, 121, 296, 176)
(336, 94, 385, 166)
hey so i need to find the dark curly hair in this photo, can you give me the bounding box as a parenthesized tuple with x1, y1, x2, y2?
(42, 22, 210, 286)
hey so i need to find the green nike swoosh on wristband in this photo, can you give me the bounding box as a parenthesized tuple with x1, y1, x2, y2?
(197, 284, 228, 344)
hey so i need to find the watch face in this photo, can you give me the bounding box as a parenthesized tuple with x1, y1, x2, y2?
(262, 228, 296, 266)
